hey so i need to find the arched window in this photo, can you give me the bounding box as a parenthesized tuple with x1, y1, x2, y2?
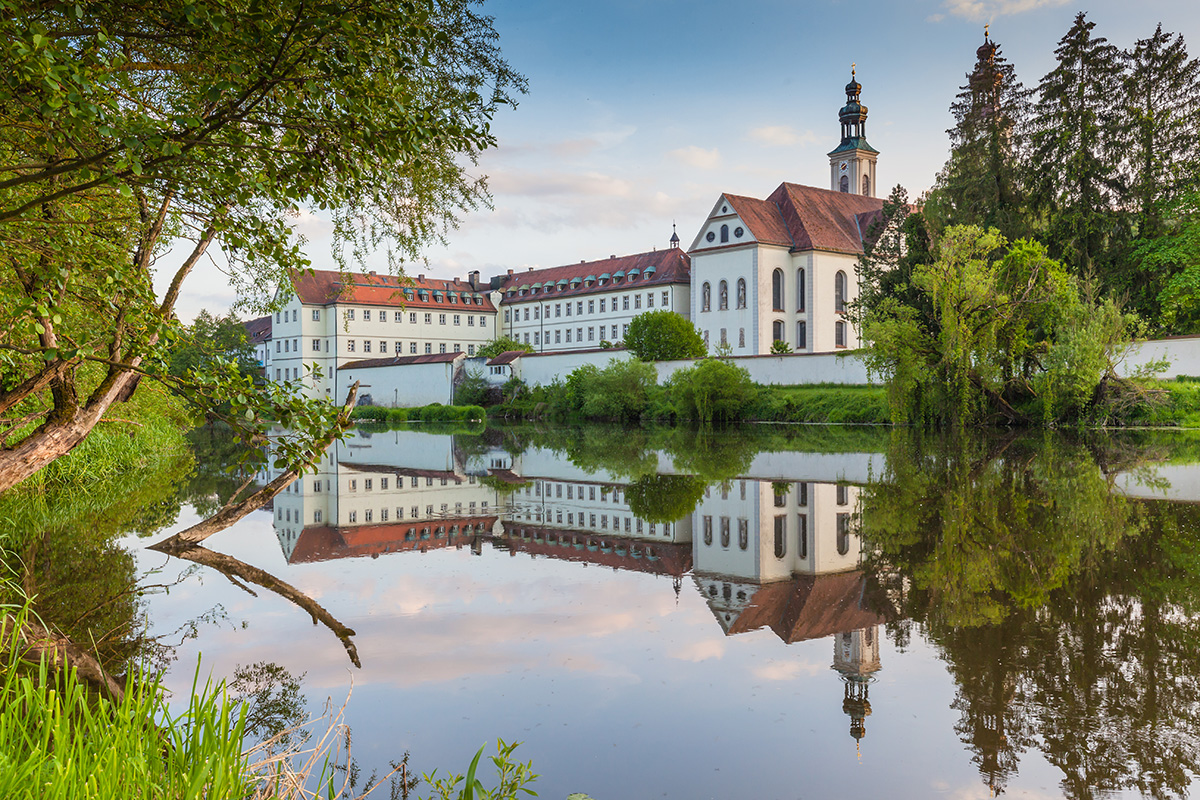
(835, 320, 846, 347)
(797, 515, 808, 559)
(796, 268, 806, 311)
(840, 174, 849, 193)
(862, 174, 870, 196)
(773, 320, 785, 344)
(797, 321, 807, 349)
(720, 224, 729, 243)
(702, 282, 711, 312)
(773, 516, 786, 559)
(738, 519, 748, 550)
(772, 268, 784, 311)
(720, 518, 730, 548)
(736, 278, 746, 309)
(837, 513, 851, 555)
(718, 280, 728, 310)
(835, 270, 847, 313)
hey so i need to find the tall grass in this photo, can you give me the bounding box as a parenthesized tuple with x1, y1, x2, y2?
(0, 609, 254, 800)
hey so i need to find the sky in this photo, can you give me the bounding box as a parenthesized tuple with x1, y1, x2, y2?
(168, 0, 1200, 321)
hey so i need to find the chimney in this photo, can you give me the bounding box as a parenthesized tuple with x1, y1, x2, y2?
(610, 255, 615, 259)
(418, 274, 424, 281)
(528, 266, 534, 272)
(507, 269, 514, 276)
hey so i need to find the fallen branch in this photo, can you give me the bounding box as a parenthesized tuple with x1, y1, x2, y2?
(1, 615, 125, 703)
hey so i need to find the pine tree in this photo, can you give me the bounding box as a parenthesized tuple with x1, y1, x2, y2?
(1028, 12, 1127, 281)
(1123, 24, 1200, 240)
(926, 28, 1032, 241)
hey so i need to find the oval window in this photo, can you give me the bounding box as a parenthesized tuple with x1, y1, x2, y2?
(734, 227, 744, 238)
(706, 231, 716, 242)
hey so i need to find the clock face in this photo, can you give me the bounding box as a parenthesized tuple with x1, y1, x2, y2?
(839, 161, 849, 172)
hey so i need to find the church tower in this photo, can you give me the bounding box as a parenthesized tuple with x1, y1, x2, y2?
(828, 67, 879, 198)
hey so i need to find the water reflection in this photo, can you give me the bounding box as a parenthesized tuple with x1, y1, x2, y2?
(145, 424, 1200, 798)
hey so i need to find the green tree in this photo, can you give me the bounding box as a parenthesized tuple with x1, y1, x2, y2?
(624, 310, 706, 362)
(1132, 190, 1200, 333)
(625, 474, 707, 524)
(925, 30, 1032, 240)
(476, 336, 534, 360)
(0, 1, 524, 490)
(1028, 12, 1128, 280)
(667, 358, 756, 424)
(166, 310, 258, 378)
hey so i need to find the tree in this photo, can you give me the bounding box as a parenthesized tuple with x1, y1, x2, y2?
(1132, 191, 1200, 333)
(667, 358, 756, 424)
(925, 29, 1032, 240)
(1028, 12, 1128, 280)
(166, 310, 258, 379)
(476, 336, 534, 360)
(624, 310, 706, 362)
(0, 1, 524, 491)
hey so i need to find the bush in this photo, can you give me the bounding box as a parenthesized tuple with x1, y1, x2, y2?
(770, 339, 792, 354)
(667, 358, 756, 424)
(578, 359, 659, 421)
(625, 310, 706, 361)
(455, 368, 490, 406)
(477, 336, 533, 360)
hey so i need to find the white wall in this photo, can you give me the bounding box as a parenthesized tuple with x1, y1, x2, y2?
(518, 348, 636, 386)
(1120, 336, 1200, 379)
(654, 351, 873, 386)
(339, 360, 460, 407)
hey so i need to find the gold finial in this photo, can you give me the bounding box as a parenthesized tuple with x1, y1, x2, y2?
(984, 23, 990, 40)
(851, 62, 856, 77)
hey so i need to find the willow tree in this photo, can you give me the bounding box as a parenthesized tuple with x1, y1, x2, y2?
(0, 1, 524, 491)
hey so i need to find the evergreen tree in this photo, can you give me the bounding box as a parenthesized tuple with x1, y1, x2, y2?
(926, 28, 1032, 241)
(1123, 24, 1200, 240)
(1028, 12, 1128, 281)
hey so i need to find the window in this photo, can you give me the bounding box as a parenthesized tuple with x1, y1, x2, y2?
(720, 328, 727, 346)
(622, 323, 629, 338)
(798, 515, 808, 559)
(599, 299, 606, 313)
(772, 268, 784, 311)
(836, 320, 846, 347)
(635, 294, 642, 309)
(797, 321, 807, 349)
(425, 343, 432, 354)
(363, 340, 371, 353)
(587, 326, 594, 342)
(534, 306, 539, 320)
(504, 309, 511, 323)
(738, 519, 749, 550)
(439, 343, 446, 353)
(284, 339, 289, 352)
(410, 312, 417, 323)
(566, 328, 573, 343)
(798, 482, 808, 506)
(275, 341, 281, 353)
(774, 516, 787, 559)
(453, 314, 460, 325)
(647, 292, 654, 307)
(837, 484, 848, 506)
(363, 309, 371, 322)
(312, 339, 321, 351)
(577, 301, 583, 316)
(720, 224, 729, 243)
(314, 510, 323, 523)
(378, 340, 386, 352)
(797, 268, 806, 311)
(468, 344, 475, 355)
(524, 333, 530, 344)
(837, 513, 851, 555)
(588, 300, 595, 314)
(611, 324, 618, 339)
(720, 517, 730, 548)
(719, 280, 728, 310)
(661, 290, 668, 306)
(312, 309, 320, 321)
(703, 516, 713, 546)
(292, 310, 297, 322)
(623, 295, 629, 311)
(835, 270, 847, 313)
(840, 174, 850, 193)
(736, 278, 746, 309)
(410, 342, 417, 353)
(481, 316, 487, 327)
(862, 174, 871, 196)
(347, 340, 356, 352)
(738, 327, 745, 348)
(702, 282, 711, 312)
(395, 311, 403, 322)
(439, 313, 447, 325)
(349, 511, 357, 523)
(534, 331, 539, 346)
(773, 320, 784, 345)
(394, 341, 403, 353)
(424, 313, 432, 324)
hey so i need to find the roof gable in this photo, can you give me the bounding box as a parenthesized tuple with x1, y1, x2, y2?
(769, 183, 884, 255)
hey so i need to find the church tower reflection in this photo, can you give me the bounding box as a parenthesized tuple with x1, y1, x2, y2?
(833, 626, 881, 750)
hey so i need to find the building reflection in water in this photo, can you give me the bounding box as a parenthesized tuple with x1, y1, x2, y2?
(265, 429, 897, 752)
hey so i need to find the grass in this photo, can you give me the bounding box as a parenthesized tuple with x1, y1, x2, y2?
(350, 403, 486, 424)
(749, 384, 891, 424)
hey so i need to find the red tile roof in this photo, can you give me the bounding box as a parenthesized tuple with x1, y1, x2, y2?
(717, 570, 894, 643)
(698, 183, 885, 256)
(291, 269, 497, 312)
(339, 352, 462, 370)
(244, 315, 272, 342)
(498, 248, 689, 304)
(504, 525, 693, 577)
(486, 350, 527, 366)
(287, 516, 499, 563)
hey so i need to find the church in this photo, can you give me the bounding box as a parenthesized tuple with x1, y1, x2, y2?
(687, 70, 885, 355)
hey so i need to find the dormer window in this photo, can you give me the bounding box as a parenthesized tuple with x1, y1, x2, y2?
(449, 294, 457, 303)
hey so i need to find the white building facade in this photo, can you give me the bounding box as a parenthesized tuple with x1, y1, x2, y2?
(270, 270, 497, 399)
(496, 240, 691, 352)
(688, 74, 884, 356)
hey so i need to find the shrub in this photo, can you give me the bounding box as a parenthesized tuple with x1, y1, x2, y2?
(578, 359, 659, 421)
(625, 310, 706, 361)
(455, 368, 490, 406)
(668, 358, 756, 424)
(770, 339, 792, 354)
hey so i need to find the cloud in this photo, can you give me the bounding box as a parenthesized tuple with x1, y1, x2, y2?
(489, 169, 633, 199)
(746, 126, 819, 148)
(750, 659, 825, 681)
(668, 145, 722, 170)
(671, 639, 726, 662)
(941, 0, 1068, 22)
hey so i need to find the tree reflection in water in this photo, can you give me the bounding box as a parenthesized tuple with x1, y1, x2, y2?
(861, 430, 1200, 798)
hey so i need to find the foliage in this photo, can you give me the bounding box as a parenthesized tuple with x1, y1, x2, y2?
(553, 359, 659, 422)
(748, 384, 890, 424)
(228, 661, 308, 752)
(1131, 190, 1200, 333)
(455, 368, 491, 407)
(925, 30, 1032, 240)
(350, 404, 486, 423)
(0, 0, 524, 489)
(476, 337, 533, 360)
(421, 739, 538, 800)
(859, 225, 1140, 426)
(666, 358, 756, 424)
(625, 474, 707, 523)
(624, 310, 706, 362)
(167, 310, 258, 379)
(769, 340, 792, 354)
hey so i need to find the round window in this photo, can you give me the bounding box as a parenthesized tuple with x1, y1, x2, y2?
(706, 231, 716, 242)
(721, 205, 728, 213)
(734, 226, 744, 238)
